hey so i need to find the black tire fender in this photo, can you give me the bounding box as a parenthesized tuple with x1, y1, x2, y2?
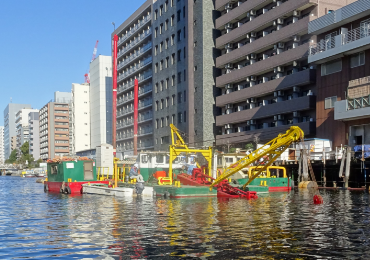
(64, 186, 71, 194)
(44, 184, 49, 193)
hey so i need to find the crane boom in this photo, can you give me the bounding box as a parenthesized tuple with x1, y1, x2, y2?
(210, 126, 304, 190)
(91, 40, 99, 62)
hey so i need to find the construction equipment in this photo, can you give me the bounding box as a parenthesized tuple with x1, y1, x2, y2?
(210, 126, 304, 190)
(84, 40, 99, 83)
(164, 124, 212, 185)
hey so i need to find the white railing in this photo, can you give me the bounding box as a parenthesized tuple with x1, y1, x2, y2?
(309, 37, 335, 56)
(343, 26, 370, 45)
(118, 15, 151, 46)
(139, 100, 152, 109)
(117, 57, 152, 81)
(118, 43, 152, 70)
(138, 141, 153, 148)
(139, 113, 153, 122)
(138, 127, 153, 135)
(117, 108, 134, 117)
(118, 29, 152, 58)
(117, 70, 152, 92)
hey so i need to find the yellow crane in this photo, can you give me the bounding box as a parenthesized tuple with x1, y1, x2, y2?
(210, 126, 304, 190)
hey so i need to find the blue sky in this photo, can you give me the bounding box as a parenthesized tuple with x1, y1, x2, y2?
(0, 0, 146, 124)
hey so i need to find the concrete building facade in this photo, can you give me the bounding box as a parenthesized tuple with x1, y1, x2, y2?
(3, 103, 32, 159)
(113, 0, 153, 155)
(308, 0, 370, 148)
(39, 92, 72, 160)
(28, 112, 40, 160)
(213, 0, 355, 148)
(71, 83, 91, 153)
(90, 55, 113, 149)
(0, 126, 4, 164)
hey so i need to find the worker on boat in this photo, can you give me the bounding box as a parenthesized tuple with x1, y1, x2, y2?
(186, 157, 197, 175)
(129, 164, 145, 195)
(129, 163, 139, 179)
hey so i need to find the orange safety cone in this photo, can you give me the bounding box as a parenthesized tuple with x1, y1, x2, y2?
(313, 194, 323, 204)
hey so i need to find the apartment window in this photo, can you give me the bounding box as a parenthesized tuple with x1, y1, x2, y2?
(183, 47, 186, 59)
(194, 66, 197, 71)
(184, 90, 186, 102)
(178, 72, 182, 83)
(350, 52, 365, 68)
(166, 97, 169, 107)
(172, 95, 175, 105)
(177, 50, 181, 61)
(156, 119, 159, 129)
(155, 27, 158, 38)
(325, 96, 337, 109)
(165, 19, 169, 30)
(166, 78, 169, 89)
(177, 10, 181, 21)
(155, 45, 158, 55)
(155, 101, 159, 111)
(183, 6, 185, 18)
(160, 24, 163, 34)
(178, 112, 183, 123)
(183, 27, 186, 38)
(160, 81, 164, 91)
(321, 58, 342, 76)
(165, 38, 169, 49)
(194, 41, 197, 47)
(171, 15, 175, 26)
(165, 57, 169, 68)
(154, 10, 158, 20)
(160, 5, 163, 16)
(171, 34, 175, 45)
(155, 63, 158, 73)
(161, 99, 164, 109)
(155, 83, 158, 93)
(166, 116, 169, 126)
(160, 60, 163, 70)
(184, 69, 186, 81)
(172, 114, 175, 123)
(194, 20, 197, 26)
(161, 118, 164, 128)
(172, 75, 175, 86)
(178, 92, 182, 103)
(160, 41, 163, 52)
(177, 30, 181, 41)
(184, 111, 186, 122)
(171, 0, 174, 7)
(171, 53, 175, 64)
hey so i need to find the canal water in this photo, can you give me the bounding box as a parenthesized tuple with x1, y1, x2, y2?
(1, 176, 370, 259)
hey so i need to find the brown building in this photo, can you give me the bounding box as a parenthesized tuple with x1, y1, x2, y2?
(308, 0, 370, 148)
(39, 92, 72, 160)
(214, 0, 355, 148)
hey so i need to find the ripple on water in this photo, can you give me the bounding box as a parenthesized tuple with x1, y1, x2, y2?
(0, 176, 370, 259)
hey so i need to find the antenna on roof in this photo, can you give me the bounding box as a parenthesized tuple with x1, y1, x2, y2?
(10, 97, 12, 103)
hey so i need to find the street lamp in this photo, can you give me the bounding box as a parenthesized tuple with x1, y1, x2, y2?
(112, 22, 115, 31)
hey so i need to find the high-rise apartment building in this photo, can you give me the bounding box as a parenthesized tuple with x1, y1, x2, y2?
(39, 92, 72, 160)
(72, 83, 91, 153)
(28, 112, 40, 160)
(0, 126, 4, 164)
(308, 0, 370, 148)
(152, 0, 216, 150)
(90, 55, 113, 149)
(15, 108, 39, 149)
(213, 0, 354, 147)
(113, 0, 153, 155)
(3, 103, 32, 159)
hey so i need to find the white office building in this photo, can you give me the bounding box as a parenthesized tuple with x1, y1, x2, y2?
(71, 83, 91, 153)
(0, 126, 4, 164)
(90, 55, 113, 149)
(15, 108, 39, 149)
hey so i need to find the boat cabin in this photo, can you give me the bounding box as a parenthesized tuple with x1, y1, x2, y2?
(47, 160, 97, 182)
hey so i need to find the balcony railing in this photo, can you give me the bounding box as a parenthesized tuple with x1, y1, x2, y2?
(117, 70, 153, 93)
(309, 27, 370, 57)
(139, 100, 153, 109)
(117, 107, 134, 117)
(117, 57, 152, 82)
(138, 141, 154, 149)
(118, 14, 151, 46)
(118, 42, 152, 70)
(138, 128, 153, 135)
(117, 94, 134, 105)
(118, 29, 152, 58)
(139, 113, 153, 122)
(117, 132, 134, 141)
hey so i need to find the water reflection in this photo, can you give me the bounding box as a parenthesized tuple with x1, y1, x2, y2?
(1, 177, 370, 259)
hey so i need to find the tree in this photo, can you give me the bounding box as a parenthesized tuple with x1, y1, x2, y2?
(245, 143, 254, 151)
(5, 149, 18, 164)
(17, 142, 34, 167)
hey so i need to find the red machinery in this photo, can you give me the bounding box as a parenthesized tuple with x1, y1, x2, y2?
(177, 168, 257, 200)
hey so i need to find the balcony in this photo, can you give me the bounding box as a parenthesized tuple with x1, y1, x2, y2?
(216, 95, 316, 126)
(216, 69, 315, 107)
(117, 132, 134, 141)
(215, 0, 317, 48)
(118, 14, 151, 47)
(216, 121, 315, 145)
(138, 127, 153, 136)
(138, 141, 154, 149)
(118, 29, 152, 58)
(139, 100, 153, 110)
(335, 99, 370, 121)
(139, 112, 153, 123)
(117, 57, 152, 82)
(117, 94, 134, 106)
(215, 0, 231, 10)
(216, 16, 310, 68)
(118, 42, 152, 70)
(117, 70, 153, 93)
(216, 43, 309, 87)
(117, 119, 133, 129)
(309, 26, 370, 64)
(117, 107, 134, 118)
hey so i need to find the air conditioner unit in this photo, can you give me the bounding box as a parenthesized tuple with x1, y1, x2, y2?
(250, 53, 257, 59)
(250, 32, 257, 38)
(250, 75, 257, 81)
(274, 115, 278, 121)
(293, 35, 301, 42)
(249, 10, 256, 16)
(278, 42, 285, 48)
(250, 119, 256, 125)
(250, 97, 256, 103)
(225, 63, 233, 69)
(274, 66, 284, 73)
(225, 83, 233, 89)
(225, 23, 233, 29)
(277, 18, 284, 24)
(225, 3, 233, 9)
(246, 76, 251, 82)
(225, 124, 232, 129)
(293, 10, 301, 17)
(225, 43, 233, 49)
(225, 104, 234, 109)
(293, 111, 300, 117)
(278, 114, 284, 120)
(293, 86, 300, 92)
(278, 90, 284, 96)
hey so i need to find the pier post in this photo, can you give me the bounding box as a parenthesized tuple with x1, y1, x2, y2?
(345, 149, 351, 188)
